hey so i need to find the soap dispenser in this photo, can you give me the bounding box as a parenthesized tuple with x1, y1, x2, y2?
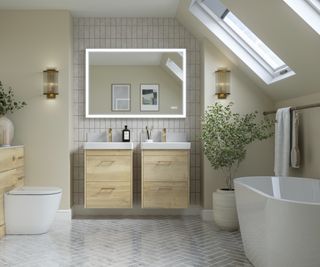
(122, 125, 130, 142)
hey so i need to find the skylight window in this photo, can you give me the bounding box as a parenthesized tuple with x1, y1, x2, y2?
(189, 0, 295, 84)
(282, 0, 320, 35)
(223, 12, 286, 71)
(166, 58, 183, 80)
(307, 0, 320, 14)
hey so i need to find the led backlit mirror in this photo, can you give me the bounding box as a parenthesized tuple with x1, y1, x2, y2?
(85, 48, 186, 118)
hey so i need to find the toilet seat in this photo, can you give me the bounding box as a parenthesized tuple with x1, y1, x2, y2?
(7, 186, 62, 195)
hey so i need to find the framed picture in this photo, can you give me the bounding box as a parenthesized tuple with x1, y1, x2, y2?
(111, 84, 131, 111)
(140, 84, 159, 112)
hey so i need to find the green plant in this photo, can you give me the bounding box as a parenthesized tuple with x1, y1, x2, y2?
(0, 81, 26, 115)
(201, 102, 273, 189)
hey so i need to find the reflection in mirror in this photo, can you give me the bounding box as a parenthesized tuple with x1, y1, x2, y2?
(85, 49, 186, 118)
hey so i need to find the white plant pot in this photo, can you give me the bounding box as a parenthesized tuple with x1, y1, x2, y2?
(0, 115, 14, 147)
(212, 189, 239, 231)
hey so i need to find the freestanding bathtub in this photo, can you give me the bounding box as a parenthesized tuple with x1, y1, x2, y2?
(234, 176, 320, 267)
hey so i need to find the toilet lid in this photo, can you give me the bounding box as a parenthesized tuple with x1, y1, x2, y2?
(8, 186, 62, 195)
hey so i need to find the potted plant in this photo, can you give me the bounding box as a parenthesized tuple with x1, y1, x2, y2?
(0, 81, 26, 146)
(201, 102, 273, 231)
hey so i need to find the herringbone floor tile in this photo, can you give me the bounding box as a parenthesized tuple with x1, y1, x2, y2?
(0, 216, 252, 267)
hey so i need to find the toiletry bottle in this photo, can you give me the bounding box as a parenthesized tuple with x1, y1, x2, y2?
(122, 125, 130, 142)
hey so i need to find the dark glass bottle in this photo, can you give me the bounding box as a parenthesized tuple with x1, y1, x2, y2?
(122, 125, 130, 142)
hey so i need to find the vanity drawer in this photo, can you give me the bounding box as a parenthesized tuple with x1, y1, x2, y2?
(0, 147, 24, 173)
(0, 193, 3, 226)
(86, 181, 131, 208)
(142, 181, 188, 208)
(86, 155, 131, 182)
(0, 167, 24, 189)
(143, 155, 188, 181)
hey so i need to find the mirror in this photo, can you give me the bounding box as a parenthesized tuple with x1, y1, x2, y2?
(85, 49, 186, 118)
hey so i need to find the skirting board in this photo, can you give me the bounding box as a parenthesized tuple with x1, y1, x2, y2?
(72, 205, 201, 217)
(54, 209, 72, 222)
(201, 209, 214, 221)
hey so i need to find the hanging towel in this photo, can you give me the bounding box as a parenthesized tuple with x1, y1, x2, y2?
(274, 107, 291, 176)
(291, 111, 300, 168)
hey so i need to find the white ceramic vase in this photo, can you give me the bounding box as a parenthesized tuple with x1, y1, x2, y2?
(0, 115, 14, 146)
(212, 189, 239, 231)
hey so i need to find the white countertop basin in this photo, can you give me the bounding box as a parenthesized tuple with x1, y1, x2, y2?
(84, 142, 133, 150)
(141, 142, 191, 150)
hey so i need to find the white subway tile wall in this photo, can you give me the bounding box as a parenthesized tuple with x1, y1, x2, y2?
(72, 17, 201, 206)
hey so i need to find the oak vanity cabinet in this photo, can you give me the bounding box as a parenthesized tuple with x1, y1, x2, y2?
(0, 146, 25, 238)
(141, 150, 189, 208)
(84, 150, 133, 208)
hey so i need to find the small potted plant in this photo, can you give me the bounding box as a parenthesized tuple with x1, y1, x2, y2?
(201, 102, 273, 231)
(0, 81, 26, 146)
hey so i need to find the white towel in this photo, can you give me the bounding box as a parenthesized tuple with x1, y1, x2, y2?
(274, 107, 291, 176)
(291, 111, 300, 168)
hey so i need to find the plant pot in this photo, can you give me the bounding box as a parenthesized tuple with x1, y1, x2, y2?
(212, 189, 239, 231)
(0, 115, 14, 147)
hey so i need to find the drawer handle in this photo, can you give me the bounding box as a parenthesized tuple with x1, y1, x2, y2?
(98, 161, 114, 167)
(12, 156, 23, 161)
(17, 176, 24, 181)
(99, 187, 115, 193)
(157, 161, 172, 166)
(157, 186, 172, 191)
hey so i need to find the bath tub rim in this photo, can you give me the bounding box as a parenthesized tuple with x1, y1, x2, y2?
(234, 176, 320, 206)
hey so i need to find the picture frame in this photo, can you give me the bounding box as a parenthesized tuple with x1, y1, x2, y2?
(111, 84, 131, 111)
(140, 84, 159, 112)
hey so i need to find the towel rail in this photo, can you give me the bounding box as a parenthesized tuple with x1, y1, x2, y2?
(263, 102, 320, 115)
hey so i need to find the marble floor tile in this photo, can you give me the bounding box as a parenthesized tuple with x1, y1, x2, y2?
(0, 216, 252, 267)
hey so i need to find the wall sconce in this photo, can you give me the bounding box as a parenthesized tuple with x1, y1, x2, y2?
(215, 68, 230, 99)
(43, 68, 58, 99)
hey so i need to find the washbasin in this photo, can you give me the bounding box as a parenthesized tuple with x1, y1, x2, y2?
(141, 142, 191, 150)
(84, 142, 133, 150)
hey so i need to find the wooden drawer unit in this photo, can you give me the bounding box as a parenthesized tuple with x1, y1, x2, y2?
(143, 181, 188, 208)
(143, 154, 188, 182)
(86, 181, 131, 208)
(0, 147, 24, 173)
(142, 150, 190, 208)
(85, 149, 133, 208)
(0, 146, 25, 238)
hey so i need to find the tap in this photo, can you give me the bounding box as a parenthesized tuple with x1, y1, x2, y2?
(162, 128, 167, 142)
(108, 128, 112, 142)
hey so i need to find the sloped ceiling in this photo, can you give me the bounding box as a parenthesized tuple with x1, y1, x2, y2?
(177, 0, 320, 101)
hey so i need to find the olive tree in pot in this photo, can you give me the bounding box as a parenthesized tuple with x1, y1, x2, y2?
(201, 102, 273, 231)
(0, 81, 26, 146)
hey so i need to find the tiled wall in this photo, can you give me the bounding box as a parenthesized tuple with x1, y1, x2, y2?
(72, 17, 201, 206)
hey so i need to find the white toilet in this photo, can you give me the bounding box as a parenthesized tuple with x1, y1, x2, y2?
(4, 186, 62, 234)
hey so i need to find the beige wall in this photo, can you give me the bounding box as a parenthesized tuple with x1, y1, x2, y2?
(276, 93, 320, 179)
(89, 65, 182, 115)
(0, 11, 72, 209)
(201, 39, 275, 209)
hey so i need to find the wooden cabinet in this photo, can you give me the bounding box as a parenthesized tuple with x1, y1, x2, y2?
(0, 146, 24, 238)
(84, 150, 133, 208)
(141, 150, 189, 208)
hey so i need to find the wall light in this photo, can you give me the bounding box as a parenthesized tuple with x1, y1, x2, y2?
(215, 68, 230, 99)
(43, 68, 58, 99)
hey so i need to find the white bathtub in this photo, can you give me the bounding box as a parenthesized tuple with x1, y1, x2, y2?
(234, 176, 320, 267)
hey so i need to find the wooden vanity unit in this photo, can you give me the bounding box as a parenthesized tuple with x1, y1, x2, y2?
(0, 146, 24, 238)
(141, 149, 190, 208)
(84, 149, 133, 208)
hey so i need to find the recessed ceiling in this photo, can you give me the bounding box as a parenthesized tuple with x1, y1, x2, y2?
(0, 0, 180, 17)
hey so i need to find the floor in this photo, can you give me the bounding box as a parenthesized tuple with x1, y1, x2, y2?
(0, 216, 252, 267)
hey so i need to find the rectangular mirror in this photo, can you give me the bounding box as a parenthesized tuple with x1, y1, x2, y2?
(85, 48, 186, 118)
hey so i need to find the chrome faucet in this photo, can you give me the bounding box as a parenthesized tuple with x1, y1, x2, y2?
(108, 128, 112, 142)
(162, 128, 167, 142)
